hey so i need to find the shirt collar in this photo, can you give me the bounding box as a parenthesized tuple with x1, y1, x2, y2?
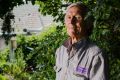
(63, 37, 88, 52)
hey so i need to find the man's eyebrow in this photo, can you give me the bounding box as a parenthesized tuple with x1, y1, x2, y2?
(65, 14, 71, 16)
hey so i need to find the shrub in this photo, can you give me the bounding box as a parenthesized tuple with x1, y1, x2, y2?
(15, 25, 67, 80)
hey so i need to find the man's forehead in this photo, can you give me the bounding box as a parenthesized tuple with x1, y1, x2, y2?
(65, 13, 81, 16)
(66, 6, 81, 14)
(66, 8, 81, 16)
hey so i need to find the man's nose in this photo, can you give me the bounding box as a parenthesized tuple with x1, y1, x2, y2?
(71, 16, 76, 25)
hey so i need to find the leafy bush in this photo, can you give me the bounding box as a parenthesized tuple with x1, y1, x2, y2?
(15, 25, 67, 80)
(0, 74, 9, 80)
(0, 25, 67, 80)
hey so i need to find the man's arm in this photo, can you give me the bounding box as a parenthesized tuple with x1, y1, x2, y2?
(89, 52, 108, 80)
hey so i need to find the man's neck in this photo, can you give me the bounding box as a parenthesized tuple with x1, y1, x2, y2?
(71, 36, 85, 44)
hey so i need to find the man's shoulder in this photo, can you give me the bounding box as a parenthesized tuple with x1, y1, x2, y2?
(57, 45, 67, 51)
(87, 40, 102, 56)
(55, 45, 67, 54)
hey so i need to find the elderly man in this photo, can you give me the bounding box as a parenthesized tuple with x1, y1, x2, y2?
(54, 2, 108, 80)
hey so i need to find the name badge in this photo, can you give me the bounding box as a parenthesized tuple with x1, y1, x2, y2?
(73, 66, 88, 78)
(76, 66, 88, 74)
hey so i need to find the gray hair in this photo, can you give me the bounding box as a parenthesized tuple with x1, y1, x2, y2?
(66, 2, 89, 18)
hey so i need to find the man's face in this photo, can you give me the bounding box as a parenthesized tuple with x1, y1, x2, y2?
(65, 6, 84, 38)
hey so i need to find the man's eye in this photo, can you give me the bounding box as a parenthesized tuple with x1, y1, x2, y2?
(67, 16, 71, 19)
(75, 16, 82, 20)
(76, 16, 82, 20)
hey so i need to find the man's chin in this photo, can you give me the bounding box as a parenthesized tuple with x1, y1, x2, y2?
(68, 32, 81, 38)
(68, 34, 77, 38)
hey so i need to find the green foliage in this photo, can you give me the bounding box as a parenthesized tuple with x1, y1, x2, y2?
(1, 12, 15, 44)
(0, 45, 29, 80)
(0, 0, 24, 18)
(0, 48, 9, 66)
(15, 25, 67, 80)
(36, 0, 64, 23)
(0, 25, 65, 80)
(0, 74, 9, 80)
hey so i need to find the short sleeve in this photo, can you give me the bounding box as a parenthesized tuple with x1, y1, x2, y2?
(89, 51, 108, 80)
(54, 48, 61, 72)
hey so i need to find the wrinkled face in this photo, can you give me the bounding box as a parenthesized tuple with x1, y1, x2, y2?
(65, 6, 85, 38)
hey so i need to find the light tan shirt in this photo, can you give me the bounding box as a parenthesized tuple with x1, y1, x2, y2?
(54, 38, 108, 80)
